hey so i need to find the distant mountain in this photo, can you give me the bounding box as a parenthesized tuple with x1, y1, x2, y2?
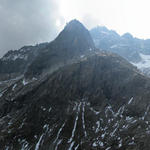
(90, 26, 150, 76)
(90, 26, 150, 61)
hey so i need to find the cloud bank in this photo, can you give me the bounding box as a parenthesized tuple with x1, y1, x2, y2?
(1, 0, 150, 57)
(0, 0, 62, 57)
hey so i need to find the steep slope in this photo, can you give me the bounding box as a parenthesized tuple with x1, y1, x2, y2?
(0, 43, 48, 92)
(1, 51, 150, 150)
(0, 19, 95, 91)
(25, 19, 95, 77)
(0, 43, 48, 80)
(131, 53, 150, 77)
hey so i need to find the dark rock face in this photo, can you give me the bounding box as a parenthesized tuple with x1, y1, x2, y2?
(0, 43, 48, 80)
(25, 19, 95, 77)
(1, 20, 150, 150)
(0, 19, 95, 90)
(55, 19, 95, 51)
(1, 51, 150, 150)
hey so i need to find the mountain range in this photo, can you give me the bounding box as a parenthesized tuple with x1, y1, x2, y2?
(90, 26, 150, 76)
(1, 20, 150, 150)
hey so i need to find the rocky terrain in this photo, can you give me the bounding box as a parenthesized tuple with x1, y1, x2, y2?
(0, 43, 48, 92)
(0, 20, 95, 92)
(25, 19, 95, 78)
(1, 20, 150, 150)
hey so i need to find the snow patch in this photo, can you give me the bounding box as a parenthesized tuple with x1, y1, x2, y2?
(128, 141, 135, 145)
(12, 84, 17, 91)
(2, 53, 28, 61)
(132, 53, 150, 69)
(54, 122, 66, 144)
(55, 139, 62, 150)
(106, 147, 111, 150)
(22, 79, 28, 85)
(35, 134, 44, 150)
(68, 141, 75, 150)
(98, 141, 104, 147)
(68, 102, 81, 143)
(20, 139, 29, 150)
(142, 105, 150, 120)
(82, 102, 87, 137)
(89, 48, 92, 51)
(110, 44, 118, 49)
(95, 121, 100, 133)
(128, 97, 133, 104)
(90, 107, 100, 115)
(92, 141, 97, 147)
(74, 144, 79, 150)
(80, 55, 85, 58)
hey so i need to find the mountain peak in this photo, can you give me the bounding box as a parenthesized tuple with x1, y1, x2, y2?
(54, 19, 95, 51)
(64, 19, 86, 31)
(25, 20, 95, 77)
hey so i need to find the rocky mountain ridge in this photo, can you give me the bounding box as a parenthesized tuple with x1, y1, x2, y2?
(1, 20, 150, 150)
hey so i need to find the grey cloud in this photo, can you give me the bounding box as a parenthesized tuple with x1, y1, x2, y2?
(0, 0, 62, 57)
(81, 14, 103, 30)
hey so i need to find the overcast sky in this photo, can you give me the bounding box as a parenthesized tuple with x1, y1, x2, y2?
(1, 0, 150, 57)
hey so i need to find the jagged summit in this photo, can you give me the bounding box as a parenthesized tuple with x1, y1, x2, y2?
(90, 26, 142, 63)
(65, 19, 86, 31)
(54, 19, 95, 50)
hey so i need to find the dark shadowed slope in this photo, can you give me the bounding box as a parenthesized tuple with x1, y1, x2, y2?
(25, 19, 95, 77)
(1, 51, 150, 150)
(0, 20, 95, 91)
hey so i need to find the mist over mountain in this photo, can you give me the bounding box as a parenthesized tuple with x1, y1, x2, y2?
(1, 20, 150, 150)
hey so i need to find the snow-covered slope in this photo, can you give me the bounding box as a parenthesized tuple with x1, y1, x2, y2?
(131, 53, 150, 76)
(132, 53, 150, 69)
